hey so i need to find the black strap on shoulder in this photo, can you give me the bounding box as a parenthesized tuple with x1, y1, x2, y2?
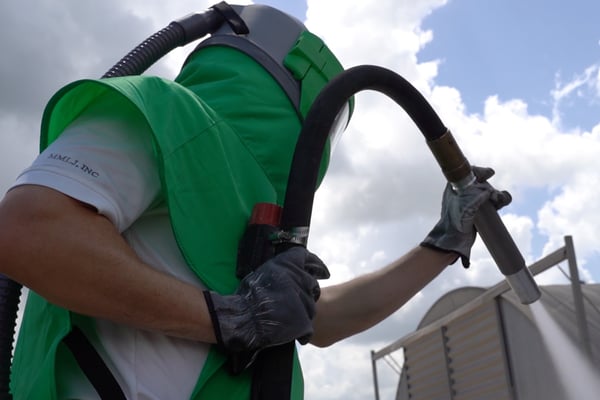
(62, 327, 127, 400)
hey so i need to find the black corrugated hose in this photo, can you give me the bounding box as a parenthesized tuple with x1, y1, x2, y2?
(0, 276, 21, 400)
(102, 7, 226, 78)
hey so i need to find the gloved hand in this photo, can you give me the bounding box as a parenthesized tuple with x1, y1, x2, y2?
(203, 246, 329, 354)
(421, 166, 512, 268)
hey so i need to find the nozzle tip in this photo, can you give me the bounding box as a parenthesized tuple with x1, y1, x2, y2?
(506, 268, 542, 304)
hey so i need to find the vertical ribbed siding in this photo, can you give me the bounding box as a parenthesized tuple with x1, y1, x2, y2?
(404, 329, 452, 399)
(400, 302, 514, 400)
(444, 302, 513, 400)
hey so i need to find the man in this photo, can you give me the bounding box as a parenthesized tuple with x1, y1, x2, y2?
(0, 3, 509, 399)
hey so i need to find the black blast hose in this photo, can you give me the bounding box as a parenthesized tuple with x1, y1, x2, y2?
(280, 64, 541, 303)
(256, 65, 542, 399)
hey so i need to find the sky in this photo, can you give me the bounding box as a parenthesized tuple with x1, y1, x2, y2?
(1, 0, 599, 399)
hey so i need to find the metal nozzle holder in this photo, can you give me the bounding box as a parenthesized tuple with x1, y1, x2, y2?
(427, 131, 542, 305)
(426, 130, 472, 183)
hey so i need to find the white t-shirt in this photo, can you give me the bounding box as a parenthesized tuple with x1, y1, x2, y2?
(13, 101, 210, 399)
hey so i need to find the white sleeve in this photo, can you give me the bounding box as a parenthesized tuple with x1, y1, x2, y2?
(12, 99, 161, 233)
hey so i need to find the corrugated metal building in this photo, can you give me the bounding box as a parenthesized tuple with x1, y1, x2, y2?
(371, 236, 600, 400)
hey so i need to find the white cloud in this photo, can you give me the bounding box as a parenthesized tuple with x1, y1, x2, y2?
(552, 64, 600, 126)
(300, 1, 600, 398)
(0, 116, 40, 194)
(2, 1, 599, 399)
(300, 343, 377, 400)
(538, 169, 600, 260)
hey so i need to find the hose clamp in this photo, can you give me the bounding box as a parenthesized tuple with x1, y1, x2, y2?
(271, 226, 310, 247)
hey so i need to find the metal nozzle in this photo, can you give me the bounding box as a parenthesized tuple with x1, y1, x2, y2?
(505, 268, 542, 304)
(426, 130, 542, 304)
(475, 201, 542, 304)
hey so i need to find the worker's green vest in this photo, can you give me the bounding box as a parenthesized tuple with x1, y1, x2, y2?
(11, 48, 329, 399)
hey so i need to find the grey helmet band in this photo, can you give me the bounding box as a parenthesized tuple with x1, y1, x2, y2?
(187, 4, 307, 117)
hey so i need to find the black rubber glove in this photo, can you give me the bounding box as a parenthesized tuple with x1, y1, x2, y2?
(421, 166, 512, 268)
(204, 247, 329, 354)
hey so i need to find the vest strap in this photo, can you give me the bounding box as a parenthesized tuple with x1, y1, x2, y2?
(62, 327, 126, 400)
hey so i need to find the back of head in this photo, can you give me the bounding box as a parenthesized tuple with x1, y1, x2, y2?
(179, 3, 351, 122)
(175, 3, 352, 191)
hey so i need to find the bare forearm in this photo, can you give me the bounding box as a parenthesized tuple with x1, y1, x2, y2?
(0, 186, 215, 343)
(311, 246, 455, 347)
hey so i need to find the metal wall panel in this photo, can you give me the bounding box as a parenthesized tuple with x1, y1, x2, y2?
(444, 301, 513, 400)
(398, 299, 517, 399)
(404, 329, 452, 400)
